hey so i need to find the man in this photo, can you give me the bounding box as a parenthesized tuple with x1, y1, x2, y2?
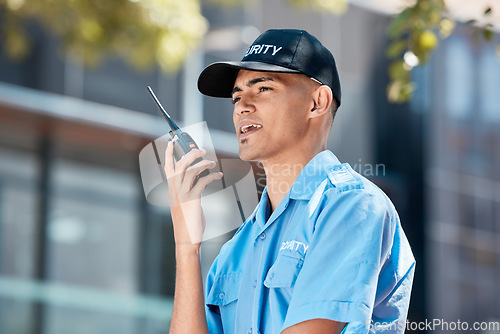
(165, 29, 415, 333)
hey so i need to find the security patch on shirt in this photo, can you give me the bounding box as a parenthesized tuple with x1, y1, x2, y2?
(327, 163, 364, 192)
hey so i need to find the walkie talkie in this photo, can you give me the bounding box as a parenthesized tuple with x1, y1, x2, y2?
(147, 86, 210, 185)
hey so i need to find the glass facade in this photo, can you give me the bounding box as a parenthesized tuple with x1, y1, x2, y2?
(0, 146, 39, 334)
(0, 118, 176, 333)
(0, 2, 251, 333)
(424, 30, 500, 325)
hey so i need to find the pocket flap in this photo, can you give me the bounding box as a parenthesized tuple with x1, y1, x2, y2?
(264, 255, 303, 288)
(206, 272, 243, 306)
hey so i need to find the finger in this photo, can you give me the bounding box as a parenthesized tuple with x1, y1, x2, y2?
(164, 140, 175, 178)
(180, 160, 217, 194)
(174, 148, 207, 178)
(166, 140, 185, 199)
(164, 140, 182, 205)
(190, 171, 223, 196)
(173, 148, 206, 189)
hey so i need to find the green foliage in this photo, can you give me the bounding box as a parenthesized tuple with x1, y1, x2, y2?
(386, 0, 497, 103)
(1, 0, 208, 72)
(201, 0, 247, 5)
(385, 0, 449, 103)
(0, 0, 497, 104)
(287, 0, 347, 15)
(0, 0, 347, 73)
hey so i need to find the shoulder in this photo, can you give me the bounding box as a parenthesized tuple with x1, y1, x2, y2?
(306, 163, 400, 247)
(319, 163, 397, 217)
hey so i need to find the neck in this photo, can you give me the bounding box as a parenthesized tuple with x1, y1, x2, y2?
(262, 145, 325, 212)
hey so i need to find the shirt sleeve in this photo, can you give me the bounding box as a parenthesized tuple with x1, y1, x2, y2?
(205, 256, 224, 333)
(281, 187, 399, 331)
(206, 304, 223, 334)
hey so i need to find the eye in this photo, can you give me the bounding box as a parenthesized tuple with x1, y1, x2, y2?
(232, 96, 241, 105)
(259, 86, 272, 92)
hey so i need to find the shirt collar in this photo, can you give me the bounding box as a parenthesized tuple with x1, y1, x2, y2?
(245, 186, 268, 225)
(289, 150, 341, 200)
(246, 150, 341, 224)
(254, 187, 271, 228)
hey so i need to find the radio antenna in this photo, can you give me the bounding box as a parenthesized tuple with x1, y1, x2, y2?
(147, 86, 180, 132)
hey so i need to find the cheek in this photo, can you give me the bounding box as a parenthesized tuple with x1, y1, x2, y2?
(274, 98, 309, 128)
(269, 114, 305, 141)
(233, 110, 242, 133)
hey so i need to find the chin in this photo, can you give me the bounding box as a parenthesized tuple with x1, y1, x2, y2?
(238, 146, 260, 162)
(238, 151, 254, 162)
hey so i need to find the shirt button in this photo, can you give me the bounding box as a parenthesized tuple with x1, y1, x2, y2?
(259, 232, 266, 239)
(269, 273, 274, 279)
(218, 292, 225, 300)
(253, 280, 257, 287)
(248, 329, 252, 333)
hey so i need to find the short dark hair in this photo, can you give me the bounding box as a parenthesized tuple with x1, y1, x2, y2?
(330, 98, 339, 124)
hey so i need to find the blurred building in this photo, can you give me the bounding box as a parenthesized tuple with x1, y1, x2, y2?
(374, 25, 500, 332)
(422, 32, 500, 325)
(0, 0, 498, 333)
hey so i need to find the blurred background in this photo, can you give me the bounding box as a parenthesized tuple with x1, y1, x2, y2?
(0, 0, 499, 333)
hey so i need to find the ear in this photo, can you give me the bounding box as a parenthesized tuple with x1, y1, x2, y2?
(310, 85, 333, 119)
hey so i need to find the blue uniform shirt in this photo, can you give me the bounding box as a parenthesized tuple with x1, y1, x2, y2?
(205, 150, 415, 333)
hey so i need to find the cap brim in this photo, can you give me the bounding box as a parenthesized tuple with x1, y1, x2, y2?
(197, 61, 300, 98)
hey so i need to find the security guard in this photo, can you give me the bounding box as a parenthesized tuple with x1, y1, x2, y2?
(165, 29, 415, 334)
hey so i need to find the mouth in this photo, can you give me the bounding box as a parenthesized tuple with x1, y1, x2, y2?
(239, 124, 262, 140)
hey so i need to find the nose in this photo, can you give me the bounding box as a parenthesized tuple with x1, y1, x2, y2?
(233, 94, 256, 116)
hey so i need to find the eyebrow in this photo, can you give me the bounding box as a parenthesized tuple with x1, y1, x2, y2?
(231, 77, 274, 95)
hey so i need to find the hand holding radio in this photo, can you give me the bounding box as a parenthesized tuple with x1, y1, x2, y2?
(147, 86, 211, 188)
(164, 140, 222, 247)
(147, 86, 223, 246)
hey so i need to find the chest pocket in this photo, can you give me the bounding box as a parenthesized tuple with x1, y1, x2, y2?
(264, 254, 304, 288)
(206, 272, 243, 307)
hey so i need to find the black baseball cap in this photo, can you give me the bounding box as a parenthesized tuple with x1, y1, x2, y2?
(197, 29, 341, 106)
